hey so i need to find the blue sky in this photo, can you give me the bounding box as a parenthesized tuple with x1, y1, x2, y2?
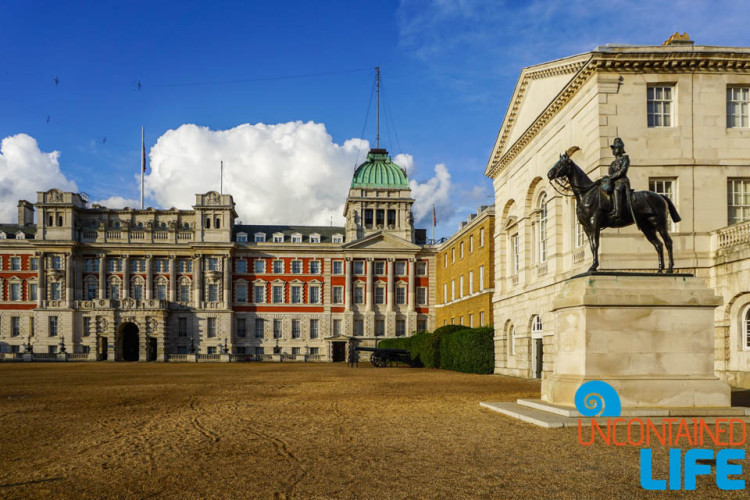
(2, 0, 750, 237)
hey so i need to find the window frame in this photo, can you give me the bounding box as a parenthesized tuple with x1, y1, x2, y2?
(647, 85, 674, 128)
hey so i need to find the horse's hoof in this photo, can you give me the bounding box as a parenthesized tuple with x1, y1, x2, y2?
(666, 268, 674, 274)
(587, 266, 598, 273)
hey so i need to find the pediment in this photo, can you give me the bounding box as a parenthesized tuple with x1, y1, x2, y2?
(342, 231, 420, 251)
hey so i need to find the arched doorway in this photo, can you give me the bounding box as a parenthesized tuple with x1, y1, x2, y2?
(120, 323, 140, 362)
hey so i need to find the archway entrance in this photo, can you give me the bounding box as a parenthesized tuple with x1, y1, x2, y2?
(120, 323, 140, 362)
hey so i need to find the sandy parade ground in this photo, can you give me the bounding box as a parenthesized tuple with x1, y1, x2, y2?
(1, 362, 748, 499)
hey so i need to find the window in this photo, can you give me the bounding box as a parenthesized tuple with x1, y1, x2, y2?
(235, 283, 248, 303)
(254, 284, 266, 303)
(131, 259, 146, 272)
(273, 260, 284, 274)
(237, 233, 248, 243)
(52, 255, 62, 269)
(10, 283, 20, 301)
(480, 228, 485, 247)
(291, 260, 302, 274)
(374, 261, 385, 275)
(255, 233, 266, 242)
(375, 287, 385, 305)
(417, 287, 427, 305)
(332, 261, 343, 274)
(444, 254, 448, 268)
(291, 285, 302, 304)
(254, 259, 265, 273)
(292, 320, 300, 338)
(332, 234, 343, 244)
(208, 284, 218, 302)
(727, 87, 749, 128)
(333, 319, 342, 335)
(396, 287, 406, 305)
(207, 318, 216, 337)
(154, 259, 169, 273)
(451, 280, 455, 301)
(156, 283, 167, 301)
(291, 347, 300, 355)
(469, 271, 474, 294)
(49, 316, 58, 336)
(459, 276, 464, 298)
(11, 257, 21, 270)
(469, 314, 474, 328)
(207, 346, 217, 355)
(133, 283, 143, 300)
(416, 261, 427, 276)
(180, 283, 190, 303)
(31, 258, 38, 271)
(480, 311, 485, 327)
(236, 318, 246, 338)
(395, 261, 406, 275)
(396, 319, 406, 337)
(109, 282, 119, 300)
(255, 318, 264, 338)
(353, 319, 364, 336)
(30, 283, 38, 301)
(728, 179, 750, 225)
(309, 347, 319, 355)
(272, 285, 284, 303)
(538, 193, 549, 263)
(236, 259, 247, 273)
(375, 319, 385, 337)
(309, 234, 320, 243)
(309, 261, 320, 274)
(48, 345, 57, 354)
(207, 257, 219, 271)
(573, 200, 585, 249)
(443, 284, 448, 304)
(353, 261, 364, 275)
(291, 233, 302, 243)
(51, 282, 62, 301)
(451, 248, 455, 263)
(647, 85, 673, 127)
(417, 319, 427, 332)
(469, 235, 474, 253)
(309, 286, 320, 304)
(273, 234, 284, 243)
(273, 319, 282, 339)
(354, 287, 364, 304)
(236, 346, 246, 355)
(460, 242, 464, 259)
(107, 258, 121, 272)
(511, 234, 520, 275)
(11, 317, 20, 337)
(178, 317, 187, 337)
(460, 316, 464, 326)
(255, 346, 265, 355)
(179, 260, 193, 273)
(214, 218, 220, 229)
(479, 266, 485, 291)
(333, 286, 343, 304)
(532, 315, 542, 337)
(310, 319, 319, 339)
(509, 324, 515, 355)
(205, 217, 211, 229)
(649, 178, 677, 230)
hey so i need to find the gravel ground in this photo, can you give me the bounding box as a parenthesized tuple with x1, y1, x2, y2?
(0, 362, 747, 499)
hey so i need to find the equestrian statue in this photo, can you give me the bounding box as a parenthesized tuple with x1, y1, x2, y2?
(547, 138, 681, 273)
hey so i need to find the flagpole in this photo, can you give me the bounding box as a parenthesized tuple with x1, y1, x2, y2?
(140, 126, 145, 209)
(432, 204, 436, 243)
(220, 161, 223, 194)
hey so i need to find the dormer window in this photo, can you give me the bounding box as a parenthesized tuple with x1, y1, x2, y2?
(273, 233, 284, 243)
(309, 233, 320, 243)
(291, 233, 302, 243)
(237, 232, 248, 243)
(15, 232, 25, 240)
(254, 232, 266, 242)
(332, 234, 343, 244)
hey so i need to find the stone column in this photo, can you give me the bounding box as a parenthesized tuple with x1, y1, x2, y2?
(169, 255, 176, 302)
(37, 252, 45, 306)
(145, 255, 153, 300)
(387, 258, 395, 312)
(193, 254, 202, 305)
(75, 253, 83, 301)
(344, 258, 351, 312)
(408, 258, 416, 312)
(98, 254, 105, 299)
(365, 258, 373, 312)
(223, 256, 231, 306)
(65, 253, 73, 308)
(122, 255, 130, 299)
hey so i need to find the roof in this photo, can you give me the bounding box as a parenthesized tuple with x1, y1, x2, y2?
(0, 224, 36, 239)
(235, 224, 345, 243)
(351, 149, 409, 189)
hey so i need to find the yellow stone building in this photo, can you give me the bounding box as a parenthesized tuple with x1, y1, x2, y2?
(435, 205, 494, 329)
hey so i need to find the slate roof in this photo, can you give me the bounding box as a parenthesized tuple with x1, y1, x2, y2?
(235, 225, 345, 243)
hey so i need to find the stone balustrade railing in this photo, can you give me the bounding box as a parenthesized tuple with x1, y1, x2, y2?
(79, 230, 194, 244)
(714, 220, 750, 250)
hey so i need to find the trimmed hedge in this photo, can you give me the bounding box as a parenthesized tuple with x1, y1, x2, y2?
(439, 327, 494, 374)
(378, 326, 494, 374)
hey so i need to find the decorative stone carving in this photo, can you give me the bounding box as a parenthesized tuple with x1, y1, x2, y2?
(47, 189, 64, 203)
(205, 191, 222, 205)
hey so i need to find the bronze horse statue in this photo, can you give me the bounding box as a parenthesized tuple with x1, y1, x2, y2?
(547, 150, 681, 273)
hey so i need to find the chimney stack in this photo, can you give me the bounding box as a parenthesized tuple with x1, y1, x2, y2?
(17, 200, 34, 226)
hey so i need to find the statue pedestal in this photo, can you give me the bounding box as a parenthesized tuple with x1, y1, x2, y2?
(542, 273, 731, 408)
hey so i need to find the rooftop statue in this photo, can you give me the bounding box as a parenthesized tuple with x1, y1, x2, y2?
(547, 139, 681, 273)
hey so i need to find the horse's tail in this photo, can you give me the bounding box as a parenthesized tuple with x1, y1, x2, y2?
(661, 195, 681, 223)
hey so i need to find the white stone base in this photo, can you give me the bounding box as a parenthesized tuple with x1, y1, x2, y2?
(543, 273, 731, 409)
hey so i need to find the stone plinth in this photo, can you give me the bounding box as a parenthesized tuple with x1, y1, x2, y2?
(220, 354, 231, 363)
(542, 273, 731, 408)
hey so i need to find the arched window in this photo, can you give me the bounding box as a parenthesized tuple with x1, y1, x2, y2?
(573, 199, 585, 248)
(508, 322, 516, 356)
(744, 306, 750, 350)
(531, 315, 542, 337)
(538, 193, 549, 263)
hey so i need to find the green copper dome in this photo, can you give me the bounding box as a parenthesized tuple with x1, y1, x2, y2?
(351, 149, 409, 189)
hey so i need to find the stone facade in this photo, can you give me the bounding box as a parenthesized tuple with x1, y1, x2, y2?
(485, 36, 750, 386)
(0, 149, 435, 362)
(435, 205, 494, 329)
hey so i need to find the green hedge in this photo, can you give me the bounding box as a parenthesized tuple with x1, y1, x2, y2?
(439, 327, 494, 374)
(377, 326, 494, 374)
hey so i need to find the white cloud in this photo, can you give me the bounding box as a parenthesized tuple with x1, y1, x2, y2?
(394, 153, 416, 176)
(145, 122, 453, 228)
(93, 196, 140, 209)
(0, 134, 77, 223)
(410, 163, 453, 225)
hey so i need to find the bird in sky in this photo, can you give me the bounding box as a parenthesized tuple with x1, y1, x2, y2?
(46, 115, 50, 123)
(54, 76, 59, 86)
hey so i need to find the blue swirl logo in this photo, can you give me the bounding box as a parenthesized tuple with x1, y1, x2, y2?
(574, 381, 621, 417)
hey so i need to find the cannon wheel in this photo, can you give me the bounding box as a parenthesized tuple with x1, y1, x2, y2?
(371, 353, 387, 367)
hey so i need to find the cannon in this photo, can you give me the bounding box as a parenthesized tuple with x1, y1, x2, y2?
(355, 347, 417, 367)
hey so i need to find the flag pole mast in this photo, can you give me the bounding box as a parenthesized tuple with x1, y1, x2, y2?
(140, 126, 145, 210)
(220, 161, 223, 194)
(376, 66, 380, 149)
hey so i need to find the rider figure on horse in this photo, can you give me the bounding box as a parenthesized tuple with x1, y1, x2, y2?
(602, 137, 630, 223)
